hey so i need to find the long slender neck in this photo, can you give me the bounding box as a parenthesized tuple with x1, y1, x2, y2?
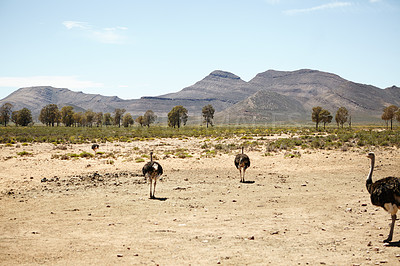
(150, 153, 153, 162)
(366, 157, 375, 193)
(241, 147, 244, 154)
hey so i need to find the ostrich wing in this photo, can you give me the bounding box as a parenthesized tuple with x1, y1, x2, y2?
(371, 177, 400, 207)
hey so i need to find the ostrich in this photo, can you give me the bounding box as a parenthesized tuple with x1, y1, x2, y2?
(142, 152, 163, 199)
(91, 144, 99, 154)
(234, 147, 250, 183)
(366, 152, 400, 243)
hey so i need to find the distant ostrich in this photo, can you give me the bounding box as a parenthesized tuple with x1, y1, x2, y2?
(234, 147, 250, 183)
(366, 152, 400, 243)
(142, 152, 163, 199)
(91, 144, 99, 154)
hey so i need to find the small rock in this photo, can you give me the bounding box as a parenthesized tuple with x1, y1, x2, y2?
(117, 254, 123, 257)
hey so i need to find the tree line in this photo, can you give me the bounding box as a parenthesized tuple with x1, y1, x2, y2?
(0, 102, 216, 128)
(311, 106, 350, 130)
(380, 105, 400, 130)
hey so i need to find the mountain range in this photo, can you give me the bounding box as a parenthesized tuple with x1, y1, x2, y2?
(1, 69, 399, 123)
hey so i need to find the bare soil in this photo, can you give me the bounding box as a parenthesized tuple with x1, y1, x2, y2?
(1, 138, 400, 265)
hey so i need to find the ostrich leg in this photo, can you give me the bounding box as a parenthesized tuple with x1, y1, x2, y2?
(153, 179, 157, 199)
(149, 180, 153, 199)
(242, 169, 246, 183)
(384, 214, 397, 243)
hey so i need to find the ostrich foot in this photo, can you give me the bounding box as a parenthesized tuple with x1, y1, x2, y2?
(383, 237, 392, 243)
(383, 236, 393, 243)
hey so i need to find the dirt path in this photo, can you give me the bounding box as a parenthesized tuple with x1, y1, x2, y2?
(1, 139, 400, 265)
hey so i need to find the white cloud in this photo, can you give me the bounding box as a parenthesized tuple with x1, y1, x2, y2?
(369, 0, 381, 3)
(284, 2, 352, 15)
(0, 76, 104, 89)
(62, 21, 90, 30)
(62, 21, 129, 44)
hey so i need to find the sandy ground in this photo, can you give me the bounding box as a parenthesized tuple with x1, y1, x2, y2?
(1, 137, 400, 265)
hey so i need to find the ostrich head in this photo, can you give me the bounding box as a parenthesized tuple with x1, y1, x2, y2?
(367, 152, 375, 160)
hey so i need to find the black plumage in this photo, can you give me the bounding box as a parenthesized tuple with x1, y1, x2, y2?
(366, 152, 400, 243)
(91, 144, 99, 153)
(142, 152, 163, 199)
(234, 147, 250, 183)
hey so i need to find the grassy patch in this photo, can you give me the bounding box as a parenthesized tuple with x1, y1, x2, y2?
(17, 151, 32, 156)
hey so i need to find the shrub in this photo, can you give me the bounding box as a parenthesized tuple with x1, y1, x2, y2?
(17, 151, 32, 156)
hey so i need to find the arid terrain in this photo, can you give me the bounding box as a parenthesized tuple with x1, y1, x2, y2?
(1, 137, 400, 265)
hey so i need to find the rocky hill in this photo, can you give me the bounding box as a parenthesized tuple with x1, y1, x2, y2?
(246, 69, 397, 116)
(216, 90, 307, 123)
(1, 86, 127, 114)
(1, 69, 399, 122)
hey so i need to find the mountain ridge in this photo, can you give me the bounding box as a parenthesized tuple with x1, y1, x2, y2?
(1, 69, 399, 122)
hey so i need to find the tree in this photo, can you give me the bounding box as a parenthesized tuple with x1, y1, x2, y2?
(320, 109, 332, 129)
(382, 105, 398, 130)
(94, 112, 103, 127)
(202, 104, 215, 128)
(311, 106, 323, 130)
(168, 105, 188, 128)
(103, 113, 113, 126)
(16, 108, 33, 126)
(382, 112, 390, 129)
(73, 112, 83, 127)
(136, 116, 144, 127)
(335, 107, 349, 128)
(114, 108, 126, 127)
(39, 104, 60, 126)
(11, 110, 19, 125)
(85, 110, 96, 127)
(122, 113, 134, 127)
(61, 106, 75, 127)
(143, 110, 156, 127)
(0, 103, 13, 126)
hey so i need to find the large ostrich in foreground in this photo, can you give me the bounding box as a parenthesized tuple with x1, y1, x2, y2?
(234, 147, 250, 183)
(142, 152, 163, 199)
(366, 152, 400, 243)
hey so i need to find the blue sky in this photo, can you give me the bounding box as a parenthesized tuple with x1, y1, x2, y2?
(0, 0, 399, 100)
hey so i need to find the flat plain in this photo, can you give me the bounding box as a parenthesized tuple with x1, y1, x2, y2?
(1, 135, 400, 265)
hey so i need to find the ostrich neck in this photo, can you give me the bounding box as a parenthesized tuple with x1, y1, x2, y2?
(366, 157, 374, 192)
